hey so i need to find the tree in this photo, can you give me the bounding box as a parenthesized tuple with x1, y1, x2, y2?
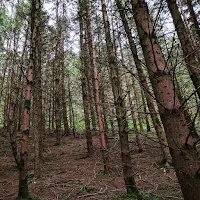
(101, 0, 140, 195)
(79, 0, 93, 155)
(17, 0, 38, 196)
(84, 0, 109, 171)
(131, 0, 200, 199)
(116, 0, 168, 164)
(167, 0, 200, 99)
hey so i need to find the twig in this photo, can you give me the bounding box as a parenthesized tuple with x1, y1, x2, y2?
(78, 188, 105, 198)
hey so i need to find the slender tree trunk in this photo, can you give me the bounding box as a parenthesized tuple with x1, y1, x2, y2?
(116, 0, 167, 164)
(125, 74, 142, 152)
(85, 0, 108, 171)
(79, 0, 93, 155)
(7, 70, 20, 167)
(51, 53, 55, 133)
(118, 33, 142, 152)
(175, 77, 199, 139)
(132, 79, 143, 151)
(61, 42, 70, 136)
(18, 0, 40, 197)
(100, 84, 109, 133)
(178, 0, 200, 63)
(186, 0, 200, 39)
(131, 1, 200, 199)
(141, 90, 151, 132)
(32, 0, 43, 176)
(101, 0, 140, 195)
(167, 0, 200, 99)
(68, 74, 76, 137)
(54, 1, 62, 143)
(84, 49, 97, 134)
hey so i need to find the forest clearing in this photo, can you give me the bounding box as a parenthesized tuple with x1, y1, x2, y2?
(0, 0, 200, 200)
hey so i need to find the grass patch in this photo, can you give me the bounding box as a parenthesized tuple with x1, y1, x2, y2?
(98, 169, 109, 176)
(54, 141, 64, 146)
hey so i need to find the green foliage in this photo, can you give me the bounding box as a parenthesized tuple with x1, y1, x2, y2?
(75, 120, 85, 131)
(0, 7, 11, 48)
(98, 170, 109, 176)
(127, 119, 153, 131)
(80, 185, 87, 192)
(54, 141, 64, 146)
(12, 166, 19, 172)
(24, 100, 31, 110)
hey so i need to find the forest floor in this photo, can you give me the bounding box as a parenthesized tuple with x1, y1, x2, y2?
(0, 131, 183, 200)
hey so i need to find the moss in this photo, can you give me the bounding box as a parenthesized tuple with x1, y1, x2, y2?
(24, 100, 31, 110)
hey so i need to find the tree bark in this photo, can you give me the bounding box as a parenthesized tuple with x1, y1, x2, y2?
(61, 40, 70, 136)
(54, 0, 62, 143)
(141, 90, 151, 132)
(32, 0, 44, 176)
(85, 0, 108, 171)
(79, 0, 93, 155)
(167, 0, 200, 99)
(186, 0, 200, 39)
(101, 0, 140, 195)
(116, 0, 167, 164)
(131, 1, 200, 199)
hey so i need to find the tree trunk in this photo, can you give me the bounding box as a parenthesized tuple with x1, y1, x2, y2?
(32, 0, 43, 176)
(61, 41, 70, 136)
(116, 0, 167, 164)
(118, 32, 142, 152)
(126, 74, 142, 152)
(141, 90, 151, 132)
(186, 0, 200, 39)
(131, 1, 200, 199)
(167, 0, 200, 99)
(79, 0, 93, 155)
(18, 0, 39, 198)
(100, 84, 109, 134)
(85, 0, 108, 171)
(101, 0, 140, 195)
(54, 0, 62, 143)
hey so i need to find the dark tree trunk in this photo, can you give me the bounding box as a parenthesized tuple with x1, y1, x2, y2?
(141, 90, 151, 132)
(101, 0, 140, 195)
(186, 0, 200, 39)
(79, 0, 93, 155)
(167, 0, 200, 99)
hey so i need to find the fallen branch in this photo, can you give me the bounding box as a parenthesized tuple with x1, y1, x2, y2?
(78, 187, 107, 198)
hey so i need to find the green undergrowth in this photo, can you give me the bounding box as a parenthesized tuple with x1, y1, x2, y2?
(54, 141, 64, 146)
(98, 169, 109, 176)
(46, 118, 154, 133)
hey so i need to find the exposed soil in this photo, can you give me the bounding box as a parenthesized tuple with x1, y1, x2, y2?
(0, 132, 183, 200)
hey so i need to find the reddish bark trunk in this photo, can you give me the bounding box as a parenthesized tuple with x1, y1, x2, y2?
(85, 0, 108, 171)
(18, 0, 40, 198)
(131, 1, 200, 199)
